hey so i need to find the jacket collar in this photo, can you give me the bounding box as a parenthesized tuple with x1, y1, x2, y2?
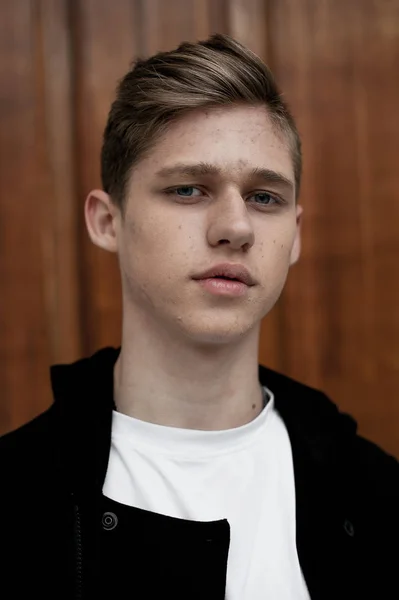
(50, 346, 357, 495)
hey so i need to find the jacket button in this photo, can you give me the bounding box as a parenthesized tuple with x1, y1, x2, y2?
(102, 511, 118, 531)
(343, 519, 355, 537)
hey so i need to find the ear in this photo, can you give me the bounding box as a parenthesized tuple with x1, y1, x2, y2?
(289, 204, 303, 266)
(84, 189, 119, 253)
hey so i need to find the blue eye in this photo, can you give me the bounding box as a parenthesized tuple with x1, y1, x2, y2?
(250, 192, 279, 206)
(171, 186, 202, 197)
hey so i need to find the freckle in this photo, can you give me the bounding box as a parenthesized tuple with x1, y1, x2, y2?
(252, 403, 256, 410)
(281, 244, 284, 248)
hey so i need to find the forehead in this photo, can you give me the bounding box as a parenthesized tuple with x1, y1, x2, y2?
(137, 104, 294, 183)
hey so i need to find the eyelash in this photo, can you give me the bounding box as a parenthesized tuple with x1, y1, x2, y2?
(164, 186, 284, 207)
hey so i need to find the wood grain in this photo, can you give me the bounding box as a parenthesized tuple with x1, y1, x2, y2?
(0, 0, 52, 431)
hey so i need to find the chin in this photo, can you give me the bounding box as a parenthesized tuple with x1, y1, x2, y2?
(179, 313, 259, 347)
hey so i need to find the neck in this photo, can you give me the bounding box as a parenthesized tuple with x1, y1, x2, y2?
(114, 313, 264, 431)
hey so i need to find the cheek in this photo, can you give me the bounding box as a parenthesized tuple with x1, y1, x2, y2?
(121, 215, 193, 278)
(123, 213, 166, 255)
(258, 226, 296, 262)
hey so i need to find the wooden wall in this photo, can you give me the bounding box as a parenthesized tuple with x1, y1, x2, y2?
(1, 0, 398, 458)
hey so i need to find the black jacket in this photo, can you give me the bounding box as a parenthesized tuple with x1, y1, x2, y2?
(1, 347, 398, 599)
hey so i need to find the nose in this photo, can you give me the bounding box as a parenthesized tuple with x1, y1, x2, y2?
(207, 192, 255, 252)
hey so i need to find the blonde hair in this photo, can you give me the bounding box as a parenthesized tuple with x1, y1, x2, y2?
(101, 34, 302, 206)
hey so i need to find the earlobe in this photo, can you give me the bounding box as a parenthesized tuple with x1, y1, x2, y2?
(84, 189, 119, 253)
(289, 204, 303, 266)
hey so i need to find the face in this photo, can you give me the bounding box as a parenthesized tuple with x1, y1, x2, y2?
(90, 105, 301, 346)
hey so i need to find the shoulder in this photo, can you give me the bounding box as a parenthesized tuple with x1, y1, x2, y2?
(347, 433, 399, 501)
(0, 406, 58, 485)
(259, 363, 399, 497)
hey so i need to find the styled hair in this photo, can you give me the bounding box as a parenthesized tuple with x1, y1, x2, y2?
(101, 33, 302, 207)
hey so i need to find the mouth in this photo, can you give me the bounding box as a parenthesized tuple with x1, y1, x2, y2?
(192, 263, 257, 287)
(210, 275, 240, 281)
(194, 276, 249, 297)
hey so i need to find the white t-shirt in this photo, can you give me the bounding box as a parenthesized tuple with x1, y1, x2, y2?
(103, 387, 310, 599)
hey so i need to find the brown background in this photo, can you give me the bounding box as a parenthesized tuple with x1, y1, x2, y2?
(1, 0, 398, 458)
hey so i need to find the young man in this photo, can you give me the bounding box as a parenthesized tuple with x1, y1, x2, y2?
(1, 34, 398, 600)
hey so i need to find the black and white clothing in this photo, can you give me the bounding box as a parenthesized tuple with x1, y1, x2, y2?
(1, 347, 398, 599)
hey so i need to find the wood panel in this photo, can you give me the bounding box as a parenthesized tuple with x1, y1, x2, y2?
(37, 0, 82, 363)
(0, 0, 50, 432)
(267, 0, 399, 457)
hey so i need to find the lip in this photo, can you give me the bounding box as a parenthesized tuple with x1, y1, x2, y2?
(192, 263, 257, 286)
(195, 278, 249, 297)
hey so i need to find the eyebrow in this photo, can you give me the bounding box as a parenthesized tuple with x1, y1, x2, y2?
(154, 162, 294, 191)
